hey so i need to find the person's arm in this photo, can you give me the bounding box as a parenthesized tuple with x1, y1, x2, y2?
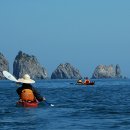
(16, 87, 22, 96)
(32, 87, 46, 102)
(88, 79, 91, 83)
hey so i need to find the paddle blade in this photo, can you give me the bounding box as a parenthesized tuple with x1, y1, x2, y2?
(3, 71, 18, 82)
(50, 104, 54, 107)
(44, 100, 54, 107)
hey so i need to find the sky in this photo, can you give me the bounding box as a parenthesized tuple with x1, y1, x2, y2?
(0, 0, 130, 78)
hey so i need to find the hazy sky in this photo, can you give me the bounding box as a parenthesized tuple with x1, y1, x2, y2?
(0, 0, 130, 77)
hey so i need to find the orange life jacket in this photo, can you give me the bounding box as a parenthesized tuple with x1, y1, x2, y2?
(84, 79, 90, 84)
(20, 89, 35, 101)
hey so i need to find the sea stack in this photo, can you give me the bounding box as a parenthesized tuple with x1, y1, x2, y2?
(13, 51, 48, 79)
(92, 64, 122, 79)
(0, 52, 9, 79)
(51, 63, 82, 79)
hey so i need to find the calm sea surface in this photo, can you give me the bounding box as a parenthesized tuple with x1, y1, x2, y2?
(0, 79, 130, 130)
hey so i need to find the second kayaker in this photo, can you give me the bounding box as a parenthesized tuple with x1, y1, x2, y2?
(84, 77, 91, 85)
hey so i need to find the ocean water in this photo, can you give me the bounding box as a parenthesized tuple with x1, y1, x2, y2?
(0, 79, 130, 130)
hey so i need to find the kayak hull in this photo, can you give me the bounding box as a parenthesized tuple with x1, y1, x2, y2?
(16, 101, 38, 108)
(76, 82, 95, 86)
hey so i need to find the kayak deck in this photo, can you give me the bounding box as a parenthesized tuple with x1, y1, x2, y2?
(16, 101, 38, 107)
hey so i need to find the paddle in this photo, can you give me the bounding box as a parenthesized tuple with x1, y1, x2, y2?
(70, 82, 74, 84)
(2, 70, 54, 107)
(44, 100, 54, 107)
(3, 71, 18, 82)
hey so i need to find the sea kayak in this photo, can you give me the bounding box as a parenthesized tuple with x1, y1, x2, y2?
(76, 81, 95, 86)
(16, 101, 38, 107)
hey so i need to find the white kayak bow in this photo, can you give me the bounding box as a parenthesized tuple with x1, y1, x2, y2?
(3, 71, 18, 82)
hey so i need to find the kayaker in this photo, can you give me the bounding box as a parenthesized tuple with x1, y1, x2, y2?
(77, 79, 83, 84)
(16, 74, 46, 103)
(84, 77, 90, 85)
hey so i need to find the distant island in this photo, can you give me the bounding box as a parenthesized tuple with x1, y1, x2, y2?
(92, 64, 122, 79)
(0, 51, 125, 80)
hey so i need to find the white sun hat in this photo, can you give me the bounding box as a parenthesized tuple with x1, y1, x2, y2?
(17, 74, 35, 84)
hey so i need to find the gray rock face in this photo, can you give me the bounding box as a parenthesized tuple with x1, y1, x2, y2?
(13, 51, 48, 79)
(115, 64, 122, 78)
(0, 52, 9, 79)
(51, 63, 82, 79)
(92, 64, 122, 79)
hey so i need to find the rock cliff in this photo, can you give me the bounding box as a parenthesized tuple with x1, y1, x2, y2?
(13, 51, 48, 79)
(115, 64, 122, 78)
(92, 64, 122, 79)
(51, 63, 82, 79)
(0, 52, 9, 79)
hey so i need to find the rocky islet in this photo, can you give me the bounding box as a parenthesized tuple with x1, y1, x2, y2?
(0, 51, 124, 79)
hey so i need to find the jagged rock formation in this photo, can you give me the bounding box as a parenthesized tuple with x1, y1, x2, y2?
(92, 64, 122, 79)
(51, 63, 82, 79)
(115, 64, 122, 78)
(0, 52, 9, 79)
(13, 51, 48, 79)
